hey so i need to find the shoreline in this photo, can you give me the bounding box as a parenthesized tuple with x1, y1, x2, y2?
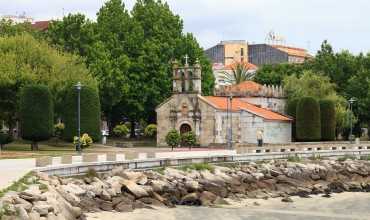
(85, 192, 370, 220)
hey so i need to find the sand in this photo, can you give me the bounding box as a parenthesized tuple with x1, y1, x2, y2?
(85, 192, 370, 220)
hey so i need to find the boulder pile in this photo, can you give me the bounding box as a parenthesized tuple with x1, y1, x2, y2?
(2, 158, 370, 219)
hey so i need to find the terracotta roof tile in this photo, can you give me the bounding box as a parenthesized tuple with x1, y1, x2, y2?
(203, 96, 292, 121)
(225, 81, 263, 93)
(31, 21, 50, 31)
(271, 45, 311, 58)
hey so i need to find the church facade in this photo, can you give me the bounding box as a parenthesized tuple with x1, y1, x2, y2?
(156, 59, 292, 147)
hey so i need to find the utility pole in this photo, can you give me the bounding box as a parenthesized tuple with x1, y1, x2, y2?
(349, 97, 356, 143)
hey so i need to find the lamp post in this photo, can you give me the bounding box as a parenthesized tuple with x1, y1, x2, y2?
(349, 97, 356, 143)
(75, 82, 82, 154)
(227, 95, 233, 149)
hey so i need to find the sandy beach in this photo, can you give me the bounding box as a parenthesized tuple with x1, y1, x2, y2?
(85, 192, 370, 220)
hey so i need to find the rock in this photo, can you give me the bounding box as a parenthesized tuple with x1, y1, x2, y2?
(184, 180, 199, 192)
(164, 168, 187, 179)
(33, 204, 54, 216)
(180, 193, 201, 206)
(199, 191, 217, 206)
(253, 201, 260, 206)
(132, 200, 154, 209)
(29, 211, 41, 220)
(112, 196, 133, 207)
(213, 197, 229, 205)
(150, 180, 169, 193)
(281, 196, 293, 203)
(200, 170, 225, 185)
(99, 201, 113, 211)
(139, 197, 166, 207)
(115, 202, 133, 212)
(14, 197, 33, 211)
(120, 180, 149, 198)
(100, 189, 112, 201)
(202, 182, 228, 198)
(19, 191, 46, 202)
(61, 184, 86, 196)
(78, 197, 100, 212)
(56, 187, 80, 206)
(15, 205, 29, 220)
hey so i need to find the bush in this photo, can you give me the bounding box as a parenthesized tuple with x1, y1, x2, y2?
(181, 131, 197, 148)
(144, 124, 157, 138)
(296, 97, 321, 141)
(0, 132, 12, 149)
(320, 99, 336, 141)
(113, 124, 129, 137)
(19, 85, 54, 150)
(61, 86, 101, 142)
(165, 129, 180, 150)
(73, 133, 93, 148)
(287, 98, 299, 140)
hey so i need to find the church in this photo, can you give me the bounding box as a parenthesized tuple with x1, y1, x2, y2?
(156, 58, 292, 147)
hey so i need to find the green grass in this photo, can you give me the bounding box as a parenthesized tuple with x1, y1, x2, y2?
(359, 155, 370, 161)
(0, 171, 39, 198)
(178, 163, 215, 172)
(337, 155, 357, 161)
(308, 154, 322, 161)
(286, 155, 302, 162)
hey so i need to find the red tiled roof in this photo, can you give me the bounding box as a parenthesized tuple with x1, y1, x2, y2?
(226, 81, 263, 93)
(271, 45, 311, 58)
(31, 21, 50, 31)
(203, 96, 292, 121)
(224, 61, 258, 70)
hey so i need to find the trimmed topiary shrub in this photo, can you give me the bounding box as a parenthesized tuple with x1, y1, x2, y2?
(0, 132, 12, 149)
(296, 97, 321, 142)
(113, 123, 129, 138)
(19, 85, 54, 150)
(287, 98, 299, 141)
(144, 124, 157, 138)
(61, 86, 101, 142)
(165, 129, 180, 151)
(320, 99, 336, 141)
(181, 131, 197, 149)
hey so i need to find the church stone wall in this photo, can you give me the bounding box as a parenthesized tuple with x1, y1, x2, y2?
(263, 121, 292, 144)
(240, 111, 265, 144)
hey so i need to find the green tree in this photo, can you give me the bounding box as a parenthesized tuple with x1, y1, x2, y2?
(47, 13, 96, 57)
(221, 62, 254, 85)
(19, 85, 54, 150)
(0, 34, 97, 135)
(181, 131, 197, 149)
(165, 129, 180, 150)
(144, 124, 157, 138)
(254, 63, 304, 85)
(61, 86, 101, 142)
(296, 97, 321, 142)
(320, 99, 336, 141)
(286, 98, 299, 140)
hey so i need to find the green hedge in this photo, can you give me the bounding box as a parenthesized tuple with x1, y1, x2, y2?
(61, 86, 101, 142)
(296, 97, 321, 141)
(287, 98, 299, 140)
(19, 85, 54, 150)
(320, 99, 336, 141)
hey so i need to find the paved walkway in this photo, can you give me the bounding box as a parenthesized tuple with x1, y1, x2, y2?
(0, 158, 35, 189)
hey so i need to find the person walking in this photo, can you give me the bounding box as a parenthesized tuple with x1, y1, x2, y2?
(257, 129, 263, 147)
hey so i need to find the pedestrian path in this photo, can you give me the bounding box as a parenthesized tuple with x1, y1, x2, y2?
(0, 158, 35, 189)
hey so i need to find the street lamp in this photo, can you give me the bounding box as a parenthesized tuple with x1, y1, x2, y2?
(227, 95, 233, 149)
(348, 97, 356, 143)
(75, 82, 82, 153)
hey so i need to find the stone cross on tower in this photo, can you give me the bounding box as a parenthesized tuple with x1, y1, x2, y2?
(184, 54, 189, 65)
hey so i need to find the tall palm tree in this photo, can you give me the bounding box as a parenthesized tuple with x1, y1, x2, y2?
(221, 62, 255, 85)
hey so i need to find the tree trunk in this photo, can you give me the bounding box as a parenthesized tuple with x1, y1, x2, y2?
(130, 120, 136, 138)
(31, 141, 38, 151)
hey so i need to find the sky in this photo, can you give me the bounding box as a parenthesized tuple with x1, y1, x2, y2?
(1, 0, 370, 54)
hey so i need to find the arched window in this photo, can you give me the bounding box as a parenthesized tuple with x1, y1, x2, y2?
(181, 71, 186, 92)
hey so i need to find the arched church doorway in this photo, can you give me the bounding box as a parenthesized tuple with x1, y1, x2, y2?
(180, 123, 191, 134)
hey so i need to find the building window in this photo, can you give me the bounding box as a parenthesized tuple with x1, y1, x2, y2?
(241, 48, 244, 56)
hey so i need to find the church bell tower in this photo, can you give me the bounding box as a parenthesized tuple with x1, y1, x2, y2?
(172, 55, 202, 94)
